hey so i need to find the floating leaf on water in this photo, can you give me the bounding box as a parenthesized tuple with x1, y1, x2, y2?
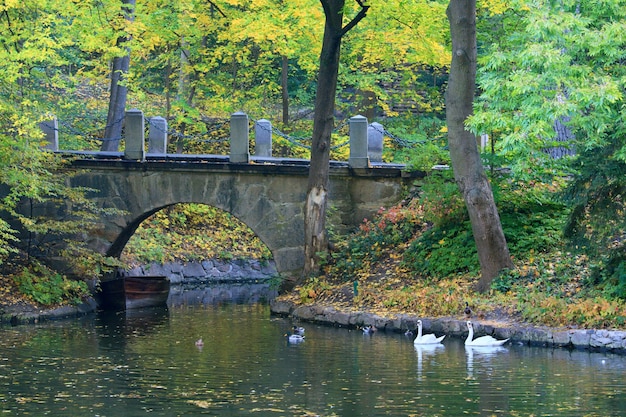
(249, 408, 285, 412)
(187, 399, 212, 409)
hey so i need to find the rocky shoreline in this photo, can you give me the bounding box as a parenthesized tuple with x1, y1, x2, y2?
(270, 299, 626, 354)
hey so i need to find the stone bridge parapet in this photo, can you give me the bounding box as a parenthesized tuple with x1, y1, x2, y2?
(29, 110, 421, 282)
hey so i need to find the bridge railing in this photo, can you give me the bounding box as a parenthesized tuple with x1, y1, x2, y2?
(40, 110, 398, 169)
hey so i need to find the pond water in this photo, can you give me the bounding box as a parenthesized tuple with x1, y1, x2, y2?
(1, 298, 625, 416)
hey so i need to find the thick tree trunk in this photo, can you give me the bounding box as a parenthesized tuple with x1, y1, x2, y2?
(297, 0, 368, 286)
(101, 0, 136, 152)
(303, 1, 344, 278)
(446, 0, 513, 293)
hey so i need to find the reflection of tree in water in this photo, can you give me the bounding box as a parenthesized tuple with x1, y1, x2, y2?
(3, 305, 626, 415)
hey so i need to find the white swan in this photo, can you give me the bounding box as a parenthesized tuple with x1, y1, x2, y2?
(465, 321, 509, 346)
(413, 320, 446, 345)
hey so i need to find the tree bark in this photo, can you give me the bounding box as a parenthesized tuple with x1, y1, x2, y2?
(445, 0, 513, 293)
(303, 1, 343, 278)
(102, 0, 136, 152)
(176, 39, 191, 154)
(301, 0, 369, 282)
(281, 55, 289, 125)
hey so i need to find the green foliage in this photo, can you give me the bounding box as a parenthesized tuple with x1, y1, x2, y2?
(60, 242, 123, 281)
(0, 0, 126, 282)
(327, 203, 421, 280)
(404, 220, 480, 277)
(415, 170, 464, 227)
(490, 251, 626, 328)
(497, 180, 568, 256)
(469, 0, 626, 180)
(562, 137, 626, 299)
(298, 276, 331, 304)
(380, 115, 448, 169)
(586, 252, 626, 300)
(13, 262, 89, 306)
(402, 170, 479, 277)
(401, 141, 450, 172)
(490, 269, 516, 293)
(122, 203, 272, 266)
(403, 174, 568, 278)
(0, 129, 122, 279)
(0, 219, 18, 259)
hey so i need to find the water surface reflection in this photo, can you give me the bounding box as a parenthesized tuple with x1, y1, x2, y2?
(0, 300, 625, 416)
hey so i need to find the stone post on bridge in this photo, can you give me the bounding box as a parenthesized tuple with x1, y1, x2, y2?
(367, 122, 384, 163)
(39, 118, 58, 151)
(148, 116, 168, 155)
(254, 119, 272, 157)
(124, 108, 145, 161)
(230, 111, 250, 163)
(349, 115, 370, 168)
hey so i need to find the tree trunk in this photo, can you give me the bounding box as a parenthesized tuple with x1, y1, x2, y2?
(548, 116, 576, 158)
(101, 0, 136, 152)
(301, 0, 369, 283)
(177, 40, 191, 154)
(303, 1, 344, 278)
(445, 0, 513, 293)
(281, 55, 290, 125)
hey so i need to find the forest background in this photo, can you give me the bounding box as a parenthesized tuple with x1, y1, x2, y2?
(0, 0, 624, 329)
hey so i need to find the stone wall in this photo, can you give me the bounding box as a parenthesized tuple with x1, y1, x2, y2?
(118, 258, 279, 285)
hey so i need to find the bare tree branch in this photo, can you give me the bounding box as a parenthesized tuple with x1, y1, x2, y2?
(339, 1, 369, 38)
(206, 1, 227, 18)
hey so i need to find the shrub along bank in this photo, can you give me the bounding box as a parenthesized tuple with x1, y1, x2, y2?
(282, 172, 626, 331)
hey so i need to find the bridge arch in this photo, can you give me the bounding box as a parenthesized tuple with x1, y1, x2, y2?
(35, 157, 414, 280)
(117, 203, 272, 271)
(76, 166, 307, 276)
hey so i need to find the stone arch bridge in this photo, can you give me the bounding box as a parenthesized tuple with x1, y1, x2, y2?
(41, 155, 416, 281)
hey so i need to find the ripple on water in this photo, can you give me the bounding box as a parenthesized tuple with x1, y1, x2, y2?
(1, 303, 625, 416)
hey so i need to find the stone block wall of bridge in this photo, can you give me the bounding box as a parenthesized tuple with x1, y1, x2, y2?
(60, 159, 414, 280)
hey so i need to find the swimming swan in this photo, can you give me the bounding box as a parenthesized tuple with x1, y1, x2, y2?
(465, 321, 509, 346)
(413, 320, 445, 345)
